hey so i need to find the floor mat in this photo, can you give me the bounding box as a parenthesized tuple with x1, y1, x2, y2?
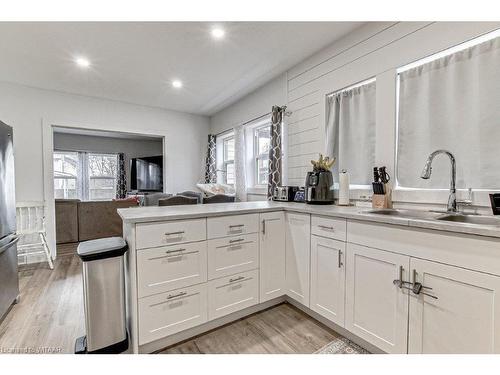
(315, 337, 370, 354)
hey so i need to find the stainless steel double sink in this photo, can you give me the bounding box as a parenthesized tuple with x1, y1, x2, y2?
(363, 209, 500, 227)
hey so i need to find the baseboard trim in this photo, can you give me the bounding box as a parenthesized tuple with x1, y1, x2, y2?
(138, 296, 286, 354)
(285, 297, 385, 354)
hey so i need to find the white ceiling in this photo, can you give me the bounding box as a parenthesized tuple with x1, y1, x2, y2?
(0, 22, 363, 116)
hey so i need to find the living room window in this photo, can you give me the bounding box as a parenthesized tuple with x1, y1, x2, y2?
(53, 151, 79, 199)
(88, 153, 118, 200)
(53, 151, 118, 201)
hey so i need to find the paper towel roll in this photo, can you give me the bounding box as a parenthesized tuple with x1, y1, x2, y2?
(338, 169, 350, 206)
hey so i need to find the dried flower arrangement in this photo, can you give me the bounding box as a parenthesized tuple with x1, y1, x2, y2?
(310, 154, 336, 172)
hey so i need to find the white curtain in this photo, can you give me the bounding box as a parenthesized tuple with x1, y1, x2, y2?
(77, 151, 89, 201)
(398, 36, 500, 190)
(234, 125, 247, 201)
(325, 80, 376, 185)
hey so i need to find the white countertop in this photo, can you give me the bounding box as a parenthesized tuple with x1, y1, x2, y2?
(118, 201, 500, 239)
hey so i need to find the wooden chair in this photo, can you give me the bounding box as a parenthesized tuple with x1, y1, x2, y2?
(202, 194, 235, 204)
(16, 201, 53, 269)
(158, 195, 198, 206)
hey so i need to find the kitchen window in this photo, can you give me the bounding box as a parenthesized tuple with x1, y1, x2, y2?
(397, 31, 500, 190)
(325, 78, 376, 186)
(253, 124, 270, 187)
(223, 136, 235, 185)
(53, 151, 118, 200)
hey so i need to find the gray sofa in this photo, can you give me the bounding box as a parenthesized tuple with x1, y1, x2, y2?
(55, 199, 139, 244)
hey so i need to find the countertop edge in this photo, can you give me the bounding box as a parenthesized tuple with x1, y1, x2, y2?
(118, 202, 500, 240)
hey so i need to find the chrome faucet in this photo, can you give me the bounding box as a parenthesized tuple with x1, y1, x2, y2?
(420, 150, 457, 212)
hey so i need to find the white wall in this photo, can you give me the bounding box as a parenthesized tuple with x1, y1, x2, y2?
(210, 74, 287, 134)
(53, 132, 164, 191)
(0, 81, 210, 203)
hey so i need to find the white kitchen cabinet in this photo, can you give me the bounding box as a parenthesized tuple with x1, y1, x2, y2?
(137, 241, 207, 298)
(259, 211, 286, 302)
(207, 214, 259, 239)
(408, 258, 500, 354)
(311, 215, 346, 242)
(136, 218, 207, 249)
(310, 236, 345, 326)
(138, 283, 208, 345)
(208, 269, 259, 320)
(285, 212, 311, 306)
(345, 243, 409, 354)
(207, 233, 259, 280)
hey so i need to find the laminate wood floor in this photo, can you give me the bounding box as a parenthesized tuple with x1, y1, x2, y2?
(161, 303, 339, 354)
(0, 244, 84, 354)
(0, 244, 339, 354)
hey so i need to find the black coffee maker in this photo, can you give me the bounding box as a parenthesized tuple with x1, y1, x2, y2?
(305, 170, 334, 204)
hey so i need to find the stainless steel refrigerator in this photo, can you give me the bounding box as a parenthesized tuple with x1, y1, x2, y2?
(0, 120, 19, 322)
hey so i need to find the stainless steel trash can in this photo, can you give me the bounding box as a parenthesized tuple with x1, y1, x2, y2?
(75, 237, 128, 354)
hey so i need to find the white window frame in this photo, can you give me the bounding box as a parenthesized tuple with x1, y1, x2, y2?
(222, 136, 235, 185)
(253, 123, 271, 188)
(87, 152, 119, 201)
(53, 151, 119, 201)
(53, 151, 79, 200)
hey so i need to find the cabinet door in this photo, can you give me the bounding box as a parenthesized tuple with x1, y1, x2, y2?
(285, 212, 311, 306)
(259, 211, 286, 302)
(310, 235, 345, 327)
(409, 258, 500, 353)
(345, 243, 409, 353)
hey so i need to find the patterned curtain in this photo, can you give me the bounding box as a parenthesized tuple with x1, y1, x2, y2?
(267, 106, 285, 199)
(205, 134, 217, 183)
(116, 153, 127, 199)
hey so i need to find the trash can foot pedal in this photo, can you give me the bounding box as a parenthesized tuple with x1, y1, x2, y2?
(75, 335, 87, 354)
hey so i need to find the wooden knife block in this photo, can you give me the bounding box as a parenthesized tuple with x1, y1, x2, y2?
(372, 185, 393, 209)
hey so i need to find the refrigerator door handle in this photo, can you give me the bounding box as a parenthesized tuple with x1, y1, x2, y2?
(0, 236, 19, 256)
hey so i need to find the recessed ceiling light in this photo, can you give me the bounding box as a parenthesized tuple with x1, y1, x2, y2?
(75, 57, 91, 68)
(211, 27, 225, 40)
(172, 80, 183, 89)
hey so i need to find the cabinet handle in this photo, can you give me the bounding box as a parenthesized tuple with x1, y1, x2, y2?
(338, 250, 343, 268)
(262, 220, 266, 235)
(393, 265, 404, 288)
(165, 230, 184, 236)
(229, 276, 245, 283)
(229, 224, 244, 229)
(166, 248, 185, 254)
(167, 291, 187, 300)
(318, 225, 334, 231)
(229, 238, 244, 244)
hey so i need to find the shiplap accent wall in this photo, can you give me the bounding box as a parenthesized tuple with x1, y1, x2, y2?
(284, 21, 500, 191)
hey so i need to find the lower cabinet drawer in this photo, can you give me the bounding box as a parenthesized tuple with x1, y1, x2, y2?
(137, 241, 208, 298)
(208, 269, 259, 320)
(138, 284, 208, 345)
(311, 215, 347, 241)
(207, 233, 259, 280)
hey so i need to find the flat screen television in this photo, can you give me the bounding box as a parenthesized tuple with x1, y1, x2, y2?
(130, 155, 163, 192)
